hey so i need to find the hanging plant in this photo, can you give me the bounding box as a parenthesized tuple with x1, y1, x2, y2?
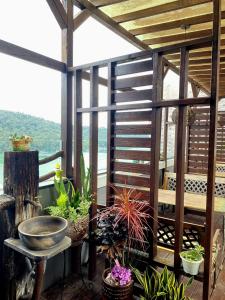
(171, 106, 196, 126)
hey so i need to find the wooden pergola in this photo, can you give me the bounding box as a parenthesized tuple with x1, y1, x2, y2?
(0, 1, 223, 300)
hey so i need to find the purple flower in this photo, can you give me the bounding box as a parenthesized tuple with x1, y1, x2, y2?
(111, 263, 131, 286)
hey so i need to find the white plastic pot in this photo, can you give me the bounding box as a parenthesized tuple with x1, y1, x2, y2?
(180, 254, 203, 276)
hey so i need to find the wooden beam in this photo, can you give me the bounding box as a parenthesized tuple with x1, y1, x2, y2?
(46, 0, 68, 29)
(204, 0, 221, 298)
(131, 11, 225, 36)
(61, 0, 73, 178)
(174, 47, 189, 279)
(143, 27, 225, 45)
(114, 0, 211, 23)
(73, 9, 90, 31)
(91, 0, 127, 6)
(73, 0, 149, 50)
(0, 39, 66, 72)
(167, 48, 225, 60)
(149, 52, 162, 261)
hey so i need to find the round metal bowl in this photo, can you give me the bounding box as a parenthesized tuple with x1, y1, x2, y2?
(18, 216, 68, 250)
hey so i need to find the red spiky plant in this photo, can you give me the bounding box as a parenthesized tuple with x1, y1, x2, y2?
(98, 184, 152, 250)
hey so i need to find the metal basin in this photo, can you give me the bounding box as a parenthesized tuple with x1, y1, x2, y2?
(18, 216, 68, 250)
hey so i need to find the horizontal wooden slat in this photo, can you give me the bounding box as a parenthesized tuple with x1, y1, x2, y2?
(114, 161, 150, 175)
(113, 174, 150, 188)
(114, 150, 151, 161)
(189, 144, 209, 149)
(115, 60, 153, 76)
(114, 89, 152, 102)
(111, 185, 150, 201)
(188, 167, 208, 174)
(189, 136, 209, 142)
(115, 110, 152, 122)
(189, 149, 209, 155)
(114, 124, 151, 135)
(114, 74, 153, 89)
(114, 137, 151, 148)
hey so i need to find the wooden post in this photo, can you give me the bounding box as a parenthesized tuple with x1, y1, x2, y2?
(149, 52, 162, 261)
(174, 47, 189, 278)
(61, 0, 73, 178)
(88, 66, 99, 279)
(203, 0, 221, 299)
(4, 151, 39, 225)
(2, 151, 39, 300)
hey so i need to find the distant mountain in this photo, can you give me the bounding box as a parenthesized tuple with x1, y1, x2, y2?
(0, 110, 107, 153)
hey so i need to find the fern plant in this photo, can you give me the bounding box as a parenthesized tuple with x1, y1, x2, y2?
(132, 266, 193, 300)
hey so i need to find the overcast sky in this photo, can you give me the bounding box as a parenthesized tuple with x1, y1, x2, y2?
(0, 0, 138, 124)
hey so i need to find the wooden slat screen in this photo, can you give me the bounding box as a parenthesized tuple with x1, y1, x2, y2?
(187, 107, 225, 174)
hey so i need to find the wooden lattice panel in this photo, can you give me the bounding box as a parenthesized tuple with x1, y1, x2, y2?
(165, 172, 225, 197)
(158, 217, 205, 250)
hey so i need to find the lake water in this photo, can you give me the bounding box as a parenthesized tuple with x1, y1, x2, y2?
(0, 152, 107, 190)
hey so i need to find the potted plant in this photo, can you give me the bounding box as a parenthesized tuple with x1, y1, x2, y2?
(46, 154, 92, 243)
(132, 266, 192, 300)
(9, 134, 32, 151)
(95, 185, 151, 300)
(180, 245, 204, 276)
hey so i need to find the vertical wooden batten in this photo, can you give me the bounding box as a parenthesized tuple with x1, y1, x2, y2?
(61, 0, 73, 178)
(149, 52, 162, 261)
(74, 70, 83, 190)
(106, 62, 115, 207)
(204, 0, 221, 299)
(88, 66, 99, 279)
(174, 47, 189, 278)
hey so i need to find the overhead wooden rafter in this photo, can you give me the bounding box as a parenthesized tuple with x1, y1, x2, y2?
(73, 9, 91, 30)
(46, 0, 68, 29)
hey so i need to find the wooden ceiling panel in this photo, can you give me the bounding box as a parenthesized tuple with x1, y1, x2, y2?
(122, 3, 213, 32)
(111, 0, 212, 23)
(99, 0, 174, 18)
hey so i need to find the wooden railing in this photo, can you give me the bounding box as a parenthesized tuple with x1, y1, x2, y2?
(38, 150, 64, 183)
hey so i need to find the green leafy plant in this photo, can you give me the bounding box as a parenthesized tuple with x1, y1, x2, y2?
(180, 245, 204, 262)
(132, 266, 193, 300)
(46, 157, 92, 223)
(80, 152, 92, 201)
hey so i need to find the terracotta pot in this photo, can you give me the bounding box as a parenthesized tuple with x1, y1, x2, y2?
(102, 268, 133, 300)
(11, 140, 31, 151)
(66, 215, 89, 243)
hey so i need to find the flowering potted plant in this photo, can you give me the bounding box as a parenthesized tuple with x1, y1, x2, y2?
(9, 134, 32, 151)
(46, 154, 92, 243)
(95, 185, 151, 300)
(180, 245, 204, 275)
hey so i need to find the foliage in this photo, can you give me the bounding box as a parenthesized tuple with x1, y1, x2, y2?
(9, 133, 32, 142)
(80, 152, 92, 201)
(180, 245, 204, 262)
(95, 185, 152, 275)
(132, 266, 193, 300)
(46, 162, 91, 223)
(0, 110, 107, 153)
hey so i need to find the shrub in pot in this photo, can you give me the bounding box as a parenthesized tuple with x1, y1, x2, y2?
(9, 134, 32, 151)
(180, 245, 204, 276)
(95, 186, 152, 300)
(132, 266, 193, 300)
(46, 154, 92, 243)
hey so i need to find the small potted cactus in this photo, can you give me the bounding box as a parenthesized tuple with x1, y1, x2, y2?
(9, 134, 32, 151)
